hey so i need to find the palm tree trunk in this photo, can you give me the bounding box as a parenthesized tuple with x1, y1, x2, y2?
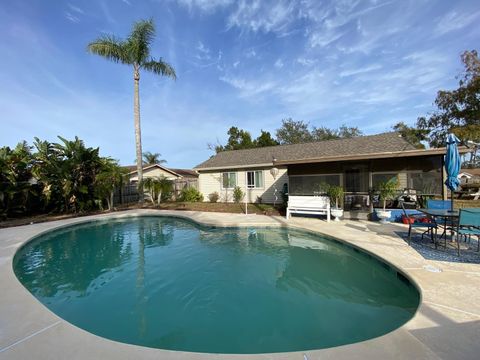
(134, 65, 144, 204)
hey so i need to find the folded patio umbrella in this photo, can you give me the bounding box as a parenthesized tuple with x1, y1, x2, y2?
(444, 133, 461, 211)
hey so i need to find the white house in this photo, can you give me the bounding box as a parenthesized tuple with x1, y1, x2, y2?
(194, 132, 466, 207)
(125, 164, 198, 182)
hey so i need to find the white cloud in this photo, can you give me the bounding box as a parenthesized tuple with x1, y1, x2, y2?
(227, 0, 296, 33)
(274, 59, 283, 69)
(68, 4, 84, 14)
(296, 57, 316, 66)
(174, 0, 233, 13)
(219, 75, 276, 97)
(245, 49, 256, 58)
(339, 63, 382, 77)
(233, 61, 240, 68)
(435, 10, 480, 35)
(195, 41, 211, 60)
(64, 12, 80, 23)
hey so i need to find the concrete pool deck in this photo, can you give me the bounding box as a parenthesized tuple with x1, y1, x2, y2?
(0, 209, 479, 359)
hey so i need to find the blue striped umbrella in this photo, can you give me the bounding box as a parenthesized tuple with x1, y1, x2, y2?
(444, 133, 461, 211)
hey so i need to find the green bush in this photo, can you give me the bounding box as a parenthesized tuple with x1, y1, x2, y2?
(208, 191, 219, 203)
(233, 186, 244, 203)
(178, 187, 204, 202)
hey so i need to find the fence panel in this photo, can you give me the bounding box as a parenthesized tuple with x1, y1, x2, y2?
(113, 183, 139, 206)
(113, 179, 198, 205)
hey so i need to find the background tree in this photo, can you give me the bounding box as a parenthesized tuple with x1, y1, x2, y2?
(142, 151, 166, 165)
(213, 127, 254, 152)
(0, 142, 35, 218)
(95, 158, 128, 210)
(87, 19, 176, 203)
(311, 124, 363, 141)
(275, 118, 313, 145)
(417, 50, 480, 147)
(254, 130, 279, 147)
(392, 122, 428, 149)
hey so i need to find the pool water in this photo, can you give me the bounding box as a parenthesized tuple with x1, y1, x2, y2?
(14, 216, 419, 354)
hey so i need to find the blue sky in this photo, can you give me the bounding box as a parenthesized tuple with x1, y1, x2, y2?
(1, 0, 479, 168)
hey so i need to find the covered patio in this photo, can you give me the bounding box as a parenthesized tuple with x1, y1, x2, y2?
(278, 148, 450, 219)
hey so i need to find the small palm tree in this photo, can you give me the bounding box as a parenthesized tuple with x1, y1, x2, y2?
(142, 151, 166, 165)
(87, 19, 176, 203)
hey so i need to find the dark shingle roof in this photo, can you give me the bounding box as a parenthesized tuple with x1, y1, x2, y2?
(168, 168, 199, 178)
(122, 164, 197, 177)
(194, 132, 418, 169)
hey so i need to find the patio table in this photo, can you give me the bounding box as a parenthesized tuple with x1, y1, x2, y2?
(418, 208, 459, 245)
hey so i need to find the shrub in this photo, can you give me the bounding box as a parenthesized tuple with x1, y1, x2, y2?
(208, 191, 219, 203)
(178, 187, 204, 202)
(233, 186, 244, 203)
(325, 185, 344, 209)
(378, 179, 398, 210)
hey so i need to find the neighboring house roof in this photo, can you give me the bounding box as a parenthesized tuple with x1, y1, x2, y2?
(124, 164, 198, 178)
(460, 168, 480, 177)
(168, 168, 199, 178)
(194, 132, 450, 170)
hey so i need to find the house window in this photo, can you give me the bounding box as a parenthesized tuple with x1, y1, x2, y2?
(247, 171, 264, 188)
(222, 172, 236, 189)
(289, 174, 341, 195)
(371, 173, 399, 190)
(407, 171, 442, 195)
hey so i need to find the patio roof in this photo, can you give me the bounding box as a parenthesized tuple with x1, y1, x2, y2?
(195, 132, 468, 171)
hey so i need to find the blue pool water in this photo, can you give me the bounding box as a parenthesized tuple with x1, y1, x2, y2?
(14, 216, 420, 354)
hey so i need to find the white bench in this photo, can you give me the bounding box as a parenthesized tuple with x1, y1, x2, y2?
(286, 195, 331, 222)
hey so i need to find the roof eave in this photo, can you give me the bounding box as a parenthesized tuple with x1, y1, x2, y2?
(274, 147, 469, 166)
(128, 164, 181, 177)
(194, 162, 275, 172)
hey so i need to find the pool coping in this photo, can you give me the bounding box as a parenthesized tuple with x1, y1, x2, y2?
(1, 209, 479, 359)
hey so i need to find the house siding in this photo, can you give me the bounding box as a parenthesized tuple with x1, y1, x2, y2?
(129, 167, 179, 182)
(198, 167, 288, 204)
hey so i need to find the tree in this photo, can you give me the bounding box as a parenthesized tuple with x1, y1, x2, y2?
(211, 128, 279, 153)
(275, 118, 313, 145)
(392, 122, 428, 149)
(87, 19, 176, 203)
(337, 125, 363, 138)
(142, 151, 166, 165)
(255, 130, 279, 147)
(0, 142, 35, 218)
(276, 119, 363, 144)
(417, 50, 480, 147)
(95, 158, 128, 210)
(213, 127, 254, 152)
(142, 176, 172, 205)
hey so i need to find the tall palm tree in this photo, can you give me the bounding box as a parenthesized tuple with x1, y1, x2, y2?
(87, 19, 176, 203)
(142, 151, 166, 165)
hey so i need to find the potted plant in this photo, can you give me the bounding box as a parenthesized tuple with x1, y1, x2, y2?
(326, 185, 345, 221)
(375, 179, 398, 223)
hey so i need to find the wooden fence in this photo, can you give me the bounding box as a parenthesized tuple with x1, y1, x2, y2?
(113, 178, 198, 205)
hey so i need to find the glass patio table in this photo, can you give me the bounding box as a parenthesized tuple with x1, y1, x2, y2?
(418, 208, 459, 244)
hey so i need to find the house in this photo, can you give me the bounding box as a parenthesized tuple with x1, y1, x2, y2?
(194, 132, 469, 211)
(125, 164, 198, 182)
(458, 168, 480, 184)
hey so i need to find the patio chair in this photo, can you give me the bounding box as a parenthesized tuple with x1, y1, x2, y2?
(455, 208, 480, 256)
(427, 199, 457, 240)
(426, 199, 450, 209)
(401, 203, 438, 246)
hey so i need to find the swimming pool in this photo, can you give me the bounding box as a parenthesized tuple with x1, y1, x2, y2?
(14, 216, 420, 354)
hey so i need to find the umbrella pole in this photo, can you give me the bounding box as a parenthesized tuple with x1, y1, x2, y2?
(451, 189, 454, 212)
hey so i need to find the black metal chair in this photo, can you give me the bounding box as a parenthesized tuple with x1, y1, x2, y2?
(401, 203, 438, 246)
